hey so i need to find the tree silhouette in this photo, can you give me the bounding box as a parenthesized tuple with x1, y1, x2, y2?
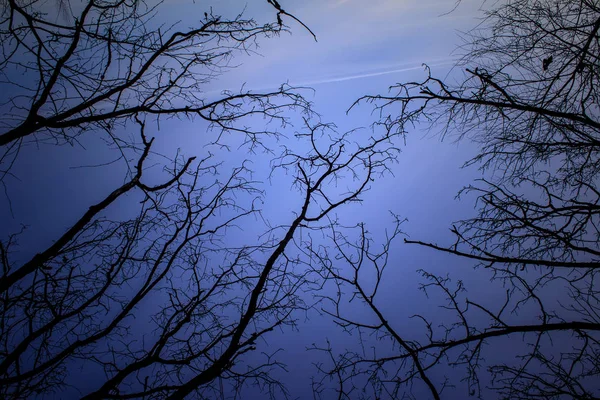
(0, 0, 402, 398)
(0, 117, 400, 398)
(315, 0, 600, 399)
(0, 0, 311, 149)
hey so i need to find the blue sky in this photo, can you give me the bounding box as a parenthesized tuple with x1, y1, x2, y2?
(200, 0, 481, 92)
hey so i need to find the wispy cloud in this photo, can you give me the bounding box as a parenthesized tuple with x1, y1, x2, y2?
(331, 0, 352, 7)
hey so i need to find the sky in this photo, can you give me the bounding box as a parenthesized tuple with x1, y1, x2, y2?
(0, 0, 498, 398)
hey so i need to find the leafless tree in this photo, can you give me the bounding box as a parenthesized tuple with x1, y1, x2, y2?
(0, 0, 311, 307)
(0, 0, 403, 398)
(314, 0, 600, 399)
(0, 0, 312, 167)
(0, 115, 400, 399)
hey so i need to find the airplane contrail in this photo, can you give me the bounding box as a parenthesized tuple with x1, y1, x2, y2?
(293, 59, 457, 87)
(201, 58, 457, 99)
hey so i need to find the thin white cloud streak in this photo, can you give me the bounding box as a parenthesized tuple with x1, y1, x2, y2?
(201, 58, 457, 100)
(331, 0, 352, 7)
(293, 59, 457, 87)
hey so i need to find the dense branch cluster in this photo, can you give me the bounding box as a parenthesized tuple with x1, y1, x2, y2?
(0, 0, 312, 162)
(0, 119, 398, 398)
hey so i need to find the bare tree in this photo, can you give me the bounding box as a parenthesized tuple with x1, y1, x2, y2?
(0, 115, 399, 398)
(0, 0, 307, 292)
(0, 0, 312, 159)
(0, 0, 402, 398)
(314, 0, 600, 399)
